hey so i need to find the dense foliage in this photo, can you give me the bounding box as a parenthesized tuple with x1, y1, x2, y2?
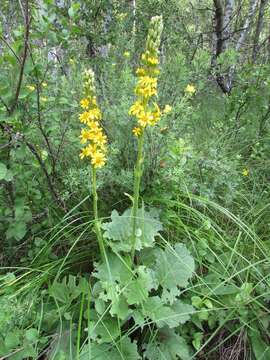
(0, 0, 270, 359)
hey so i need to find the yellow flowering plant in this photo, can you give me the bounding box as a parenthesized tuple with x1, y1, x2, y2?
(74, 17, 195, 357)
(79, 68, 108, 260)
(128, 15, 171, 262)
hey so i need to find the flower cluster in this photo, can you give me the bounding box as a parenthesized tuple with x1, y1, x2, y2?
(185, 84, 196, 95)
(129, 16, 171, 136)
(79, 69, 107, 168)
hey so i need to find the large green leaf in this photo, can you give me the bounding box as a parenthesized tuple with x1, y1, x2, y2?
(144, 328, 191, 360)
(124, 266, 158, 305)
(249, 330, 270, 359)
(6, 221, 27, 241)
(88, 312, 120, 344)
(93, 252, 132, 285)
(142, 297, 193, 329)
(0, 162, 7, 180)
(102, 208, 162, 252)
(80, 337, 140, 360)
(153, 244, 195, 303)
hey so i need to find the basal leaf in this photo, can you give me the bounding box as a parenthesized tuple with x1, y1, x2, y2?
(89, 312, 120, 344)
(154, 244, 194, 300)
(142, 297, 193, 329)
(144, 327, 191, 360)
(80, 337, 140, 360)
(124, 266, 157, 305)
(93, 252, 132, 285)
(110, 296, 131, 320)
(102, 208, 162, 252)
(0, 162, 7, 180)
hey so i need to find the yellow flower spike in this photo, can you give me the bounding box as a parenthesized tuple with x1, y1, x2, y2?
(163, 104, 172, 114)
(129, 16, 164, 262)
(78, 68, 108, 261)
(124, 51, 130, 58)
(40, 96, 48, 103)
(42, 82, 48, 88)
(80, 98, 90, 109)
(185, 84, 196, 95)
(242, 168, 249, 176)
(79, 68, 107, 169)
(132, 127, 142, 137)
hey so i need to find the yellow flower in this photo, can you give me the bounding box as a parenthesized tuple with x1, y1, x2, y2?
(42, 82, 48, 87)
(132, 127, 142, 137)
(136, 68, 146, 77)
(138, 111, 155, 127)
(136, 84, 157, 98)
(88, 108, 102, 121)
(147, 56, 159, 65)
(124, 51, 130, 58)
(69, 58, 75, 64)
(87, 144, 98, 157)
(163, 104, 172, 114)
(92, 131, 107, 147)
(185, 84, 196, 95)
(91, 151, 106, 168)
(26, 85, 35, 92)
(79, 111, 91, 124)
(87, 121, 100, 132)
(242, 168, 249, 176)
(80, 128, 92, 144)
(40, 96, 48, 102)
(129, 101, 144, 117)
(79, 147, 90, 159)
(118, 12, 127, 21)
(138, 76, 157, 88)
(141, 53, 159, 66)
(80, 98, 90, 110)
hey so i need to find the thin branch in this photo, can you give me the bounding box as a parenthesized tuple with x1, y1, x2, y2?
(0, 35, 22, 64)
(10, 0, 31, 114)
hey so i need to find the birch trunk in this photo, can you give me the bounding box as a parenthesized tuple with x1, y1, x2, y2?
(252, 0, 268, 62)
(223, 0, 234, 51)
(227, 0, 259, 91)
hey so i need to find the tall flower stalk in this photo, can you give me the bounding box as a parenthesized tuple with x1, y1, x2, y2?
(79, 69, 107, 261)
(129, 16, 168, 262)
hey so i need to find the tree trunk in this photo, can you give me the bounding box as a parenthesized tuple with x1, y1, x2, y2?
(252, 0, 268, 62)
(226, 0, 259, 90)
(223, 0, 234, 51)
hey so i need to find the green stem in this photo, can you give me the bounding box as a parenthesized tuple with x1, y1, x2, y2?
(131, 133, 144, 262)
(92, 167, 106, 262)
